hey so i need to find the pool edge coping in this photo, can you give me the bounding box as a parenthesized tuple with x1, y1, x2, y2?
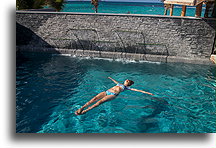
(16, 11, 216, 21)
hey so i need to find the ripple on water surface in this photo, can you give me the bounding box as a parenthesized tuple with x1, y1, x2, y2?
(16, 52, 216, 133)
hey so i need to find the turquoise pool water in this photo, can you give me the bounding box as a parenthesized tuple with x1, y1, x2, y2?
(62, 1, 206, 17)
(16, 52, 216, 133)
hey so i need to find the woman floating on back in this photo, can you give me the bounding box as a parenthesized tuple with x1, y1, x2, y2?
(75, 77, 154, 115)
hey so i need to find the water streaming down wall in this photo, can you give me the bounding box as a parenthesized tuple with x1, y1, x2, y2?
(16, 11, 216, 64)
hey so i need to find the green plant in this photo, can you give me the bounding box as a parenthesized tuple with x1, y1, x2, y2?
(16, 0, 45, 10)
(16, 0, 65, 11)
(48, 0, 65, 12)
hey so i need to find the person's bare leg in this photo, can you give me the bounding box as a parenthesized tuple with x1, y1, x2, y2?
(75, 92, 106, 115)
(80, 95, 116, 115)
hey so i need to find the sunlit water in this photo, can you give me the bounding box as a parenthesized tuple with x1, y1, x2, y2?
(62, 1, 205, 17)
(16, 52, 216, 133)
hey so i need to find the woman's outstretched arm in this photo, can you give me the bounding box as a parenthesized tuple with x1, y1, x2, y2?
(130, 88, 154, 96)
(108, 77, 119, 84)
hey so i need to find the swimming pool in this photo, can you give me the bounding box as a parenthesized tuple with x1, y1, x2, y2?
(16, 52, 216, 133)
(62, 1, 205, 17)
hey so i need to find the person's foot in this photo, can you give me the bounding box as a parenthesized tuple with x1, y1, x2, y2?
(75, 108, 83, 115)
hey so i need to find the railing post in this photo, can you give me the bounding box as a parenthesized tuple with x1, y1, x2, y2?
(212, 1, 216, 18)
(195, 2, 203, 17)
(170, 4, 174, 16)
(181, 5, 186, 16)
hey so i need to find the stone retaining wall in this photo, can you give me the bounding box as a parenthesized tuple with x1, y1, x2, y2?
(16, 11, 216, 64)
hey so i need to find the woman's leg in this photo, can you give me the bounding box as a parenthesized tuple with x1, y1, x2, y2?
(75, 91, 106, 115)
(80, 95, 116, 115)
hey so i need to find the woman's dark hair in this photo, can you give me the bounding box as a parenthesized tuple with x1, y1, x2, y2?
(127, 80, 134, 86)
